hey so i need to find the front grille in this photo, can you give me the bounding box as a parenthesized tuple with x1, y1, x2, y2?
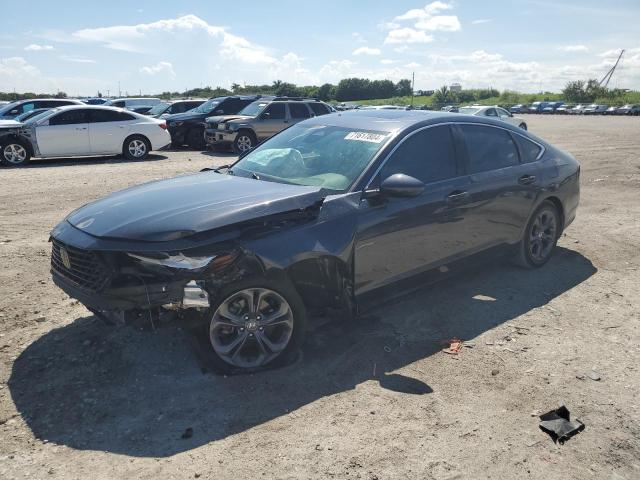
(51, 239, 111, 293)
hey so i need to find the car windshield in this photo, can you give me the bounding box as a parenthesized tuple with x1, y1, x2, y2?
(232, 124, 391, 192)
(458, 107, 482, 115)
(239, 100, 269, 116)
(191, 98, 222, 114)
(147, 103, 170, 115)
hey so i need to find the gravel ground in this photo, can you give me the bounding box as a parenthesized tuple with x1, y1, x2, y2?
(0, 116, 638, 479)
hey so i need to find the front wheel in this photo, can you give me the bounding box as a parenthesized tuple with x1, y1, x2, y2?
(514, 200, 560, 268)
(1, 140, 31, 167)
(233, 130, 256, 154)
(204, 278, 306, 374)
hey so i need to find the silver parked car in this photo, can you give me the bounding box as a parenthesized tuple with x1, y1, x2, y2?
(457, 105, 528, 130)
(583, 104, 609, 115)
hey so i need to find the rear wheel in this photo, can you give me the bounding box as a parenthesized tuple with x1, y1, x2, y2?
(514, 200, 560, 268)
(1, 140, 31, 167)
(202, 278, 306, 374)
(123, 135, 150, 160)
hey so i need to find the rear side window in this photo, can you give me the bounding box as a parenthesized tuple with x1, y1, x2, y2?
(309, 103, 330, 116)
(381, 125, 457, 184)
(289, 103, 311, 119)
(49, 109, 89, 125)
(513, 134, 542, 163)
(263, 103, 286, 119)
(90, 109, 135, 122)
(459, 125, 519, 173)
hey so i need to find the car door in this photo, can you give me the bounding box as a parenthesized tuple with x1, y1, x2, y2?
(255, 103, 288, 140)
(88, 109, 135, 154)
(36, 109, 91, 157)
(452, 123, 541, 250)
(354, 124, 473, 295)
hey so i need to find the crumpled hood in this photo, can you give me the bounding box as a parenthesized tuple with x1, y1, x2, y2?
(206, 115, 254, 125)
(66, 173, 324, 242)
(0, 120, 23, 129)
(165, 111, 209, 123)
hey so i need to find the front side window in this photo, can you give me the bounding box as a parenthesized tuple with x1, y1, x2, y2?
(232, 124, 390, 192)
(147, 103, 170, 115)
(484, 108, 498, 117)
(497, 108, 511, 118)
(90, 109, 135, 122)
(380, 125, 457, 184)
(49, 109, 89, 125)
(262, 103, 286, 119)
(239, 100, 269, 116)
(459, 124, 519, 173)
(309, 103, 330, 116)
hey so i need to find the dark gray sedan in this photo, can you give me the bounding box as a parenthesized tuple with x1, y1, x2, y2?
(50, 110, 580, 373)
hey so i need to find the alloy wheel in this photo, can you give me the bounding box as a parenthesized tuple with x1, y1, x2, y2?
(128, 139, 147, 158)
(236, 135, 253, 152)
(209, 288, 294, 369)
(529, 209, 557, 262)
(3, 144, 27, 164)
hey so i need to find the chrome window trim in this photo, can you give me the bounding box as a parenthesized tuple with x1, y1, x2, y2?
(361, 121, 546, 190)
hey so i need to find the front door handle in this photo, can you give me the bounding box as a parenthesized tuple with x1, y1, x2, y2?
(518, 174, 536, 185)
(75, 127, 87, 130)
(446, 190, 469, 204)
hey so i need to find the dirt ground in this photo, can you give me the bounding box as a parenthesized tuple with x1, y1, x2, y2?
(0, 115, 639, 480)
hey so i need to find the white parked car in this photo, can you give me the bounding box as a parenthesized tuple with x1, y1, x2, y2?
(457, 105, 528, 130)
(0, 105, 171, 167)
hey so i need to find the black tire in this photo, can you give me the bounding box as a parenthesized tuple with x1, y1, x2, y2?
(233, 130, 256, 154)
(196, 276, 307, 375)
(513, 200, 560, 269)
(519, 123, 527, 130)
(122, 135, 151, 160)
(1, 139, 31, 167)
(186, 128, 205, 150)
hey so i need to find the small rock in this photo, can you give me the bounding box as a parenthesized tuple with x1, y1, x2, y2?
(194, 473, 201, 478)
(491, 369, 500, 376)
(587, 371, 601, 381)
(35, 316, 46, 323)
(181, 427, 193, 439)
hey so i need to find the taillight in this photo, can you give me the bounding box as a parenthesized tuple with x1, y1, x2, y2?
(159, 122, 167, 130)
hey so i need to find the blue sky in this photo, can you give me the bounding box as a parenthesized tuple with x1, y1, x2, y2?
(1, 0, 638, 96)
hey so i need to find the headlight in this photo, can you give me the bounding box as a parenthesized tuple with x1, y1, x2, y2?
(128, 252, 216, 270)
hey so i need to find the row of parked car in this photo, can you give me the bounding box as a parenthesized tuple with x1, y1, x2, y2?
(509, 102, 640, 115)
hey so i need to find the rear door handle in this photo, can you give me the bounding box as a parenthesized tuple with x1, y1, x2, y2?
(518, 174, 536, 185)
(446, 190, 469, 204)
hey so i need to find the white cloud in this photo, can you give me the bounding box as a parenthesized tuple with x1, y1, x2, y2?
(471, 19, 493, 25)
(429, 49, 504, 63)
(352, 32, 366, 44)
(352, 46, 381, 56)
(415, 15, 461, 32)
(405, 62, 421, 68)
(24, 44, 53, 51)
(140, 61, 175, 77)
(557, 45, 589, 53)
(60, 55, 96, 64)
(381, 59, 396, 65)
(395, 2, 453, 20)
(384, 28, 434, 45)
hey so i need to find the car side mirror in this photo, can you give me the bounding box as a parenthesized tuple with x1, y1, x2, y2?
(261, 112, 271, 120)
(379, 174, 425, 198)
(10, 109, 19, 115)
(215, 109, 224, 114)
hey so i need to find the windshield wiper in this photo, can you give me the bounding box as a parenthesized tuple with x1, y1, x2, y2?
(251, 172, 261, 180)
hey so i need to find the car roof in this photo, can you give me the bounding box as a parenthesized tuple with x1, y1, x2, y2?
(14, 98, 83, 103)
(300, 109, 534, 137)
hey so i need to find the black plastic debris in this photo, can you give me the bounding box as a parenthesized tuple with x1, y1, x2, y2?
(539, 406, 585, 444)
(181, 427, 194, 439)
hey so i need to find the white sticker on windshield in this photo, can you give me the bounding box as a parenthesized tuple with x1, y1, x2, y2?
(344, 132, 386, 143)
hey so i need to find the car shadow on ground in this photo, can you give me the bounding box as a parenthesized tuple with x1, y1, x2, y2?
(18, 154, 169, 168)
(9, 247, 596, 457)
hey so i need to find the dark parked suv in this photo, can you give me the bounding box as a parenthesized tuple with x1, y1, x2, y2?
(204, 97, 333, 153)
(166, 95, 261, 149)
